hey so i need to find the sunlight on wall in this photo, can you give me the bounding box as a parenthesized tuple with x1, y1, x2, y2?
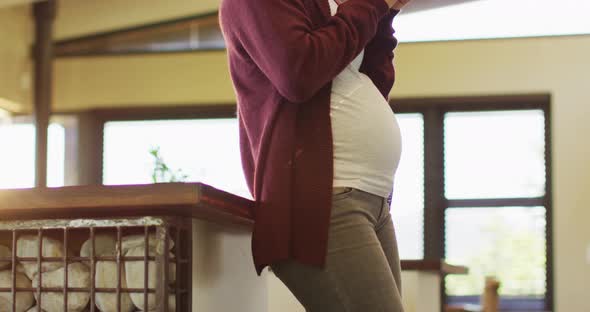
(0, 5, 32, 113)
(0, 108, 10, 122)
(0, 98, 21, 114)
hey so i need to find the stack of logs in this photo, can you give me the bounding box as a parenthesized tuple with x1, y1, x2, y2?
(0, 234, 176, 312)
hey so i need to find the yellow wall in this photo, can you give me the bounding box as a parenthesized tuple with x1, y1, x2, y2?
(54, 34, 590, 311)
(55, 0, 219, 40)
(0, 5, 32, 113)
(54, 52, 234, 111)
(395, 36, 590, 312)
(53, 0, 228, 110)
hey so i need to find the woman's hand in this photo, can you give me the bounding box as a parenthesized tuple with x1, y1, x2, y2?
(384, 0, 412, 10)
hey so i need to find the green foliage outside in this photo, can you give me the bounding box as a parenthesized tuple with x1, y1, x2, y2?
(446, 215, 546, 297)
(149, 146, 189, 183)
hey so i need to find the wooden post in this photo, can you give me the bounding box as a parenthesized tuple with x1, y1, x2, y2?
(33, 0, 56, 188)
(481, 276, 500, 312)
(75, 112, 104, 185)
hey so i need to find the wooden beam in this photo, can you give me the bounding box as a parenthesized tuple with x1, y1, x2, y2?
(33, 0, 56, 188)
(54, 11, 224, 57)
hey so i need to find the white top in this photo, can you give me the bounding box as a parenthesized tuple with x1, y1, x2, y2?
(329, 0, 402, 198)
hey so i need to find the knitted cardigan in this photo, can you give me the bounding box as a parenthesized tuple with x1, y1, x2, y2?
(220, 0, 399, 274)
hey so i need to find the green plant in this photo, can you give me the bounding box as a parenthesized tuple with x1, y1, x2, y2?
(445, 216, 546, 296)
(149, 147, 189, 183)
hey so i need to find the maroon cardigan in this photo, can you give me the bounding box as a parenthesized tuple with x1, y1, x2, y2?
(220, 0, 399, 274)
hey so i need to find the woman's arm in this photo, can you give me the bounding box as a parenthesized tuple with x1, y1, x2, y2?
(220, 0, 392, 103)
(360, 9, 400, 99)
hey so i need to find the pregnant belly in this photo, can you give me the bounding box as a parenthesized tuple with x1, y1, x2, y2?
(330, 82, 403, 177)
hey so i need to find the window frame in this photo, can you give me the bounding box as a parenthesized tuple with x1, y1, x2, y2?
(70, 105, 237, 185)
(76, 94, 553, 311)
(394, 94, 553, 311)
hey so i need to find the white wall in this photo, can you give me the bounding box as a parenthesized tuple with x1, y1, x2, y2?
(192, 219, 268, 312)
(268, 272, 304, 312)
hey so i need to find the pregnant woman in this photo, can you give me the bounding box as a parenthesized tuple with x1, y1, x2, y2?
(220, 0, 410, 310)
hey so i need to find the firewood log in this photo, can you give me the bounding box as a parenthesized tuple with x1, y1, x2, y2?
(125, 246, 176, 311)
(121, 234, 174, 255)
(94, 261, 134, 312)
(80, 235, 117, 258)
(0, 245, 11, 270)
(139, 295, 176, 312)
(17, 236, 65, 280)
(32, 262, 90, 312)
(0, 270, 35, 312)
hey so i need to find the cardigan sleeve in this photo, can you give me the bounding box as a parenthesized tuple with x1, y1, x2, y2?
(360, 9, 400, 100)
(220, 0, 390, 103)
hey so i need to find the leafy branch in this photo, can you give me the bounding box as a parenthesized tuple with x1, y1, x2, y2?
(149, 147, 189, 183)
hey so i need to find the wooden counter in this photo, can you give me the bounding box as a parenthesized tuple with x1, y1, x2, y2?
(0, 182, 253, 226)
(0, 182, 466, 275)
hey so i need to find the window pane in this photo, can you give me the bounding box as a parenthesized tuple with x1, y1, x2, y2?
(444, 110, 545, 199)
(390, 113, 424, 259)
(445, 207, 546, 297)
(103, 119, 252, 199)
(0, 124, 35, 189)
(0, 122, 64, 189)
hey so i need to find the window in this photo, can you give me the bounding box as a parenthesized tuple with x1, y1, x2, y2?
(444, 110, 546, 199)
(390, 113, 424, 259)
(103, 118, 251, 200)
(442, 109, 549, 310)
(445, 207, 547, 310)
(0, 123, 35, 188)
(0, 120, 65, 188)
